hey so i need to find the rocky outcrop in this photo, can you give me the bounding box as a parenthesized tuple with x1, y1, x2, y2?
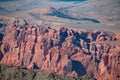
(0, 24, 120, 80)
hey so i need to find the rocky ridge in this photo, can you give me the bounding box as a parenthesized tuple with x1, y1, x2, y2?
(0, 18, 120, 80)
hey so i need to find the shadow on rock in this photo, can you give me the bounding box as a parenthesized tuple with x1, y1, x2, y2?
(72, 60, 86, 76)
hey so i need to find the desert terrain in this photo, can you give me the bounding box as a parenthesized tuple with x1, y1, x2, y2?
(0, 0, 120, 80)
(0, 0, 120, 34)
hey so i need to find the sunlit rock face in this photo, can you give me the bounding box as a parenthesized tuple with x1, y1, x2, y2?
(0, 22, 120, 80)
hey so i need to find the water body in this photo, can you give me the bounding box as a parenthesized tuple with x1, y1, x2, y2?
(50, 0, 86, 2)
(0, 0, 18, 2)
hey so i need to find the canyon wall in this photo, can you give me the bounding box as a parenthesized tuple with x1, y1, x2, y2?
(0, 17, 120, 80)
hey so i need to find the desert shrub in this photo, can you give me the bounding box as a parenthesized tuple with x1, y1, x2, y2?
(81, 75, 96, 80)
(0, 64, 96, 80)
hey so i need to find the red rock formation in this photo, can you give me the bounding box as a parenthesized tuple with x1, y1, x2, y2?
(0, 24, 120, 80)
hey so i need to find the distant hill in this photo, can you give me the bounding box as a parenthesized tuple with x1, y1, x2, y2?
(49, 0, 86, 2)
(28, 6, 100, 23)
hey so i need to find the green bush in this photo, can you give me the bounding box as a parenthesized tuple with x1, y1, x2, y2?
(0, 64, 96, 80)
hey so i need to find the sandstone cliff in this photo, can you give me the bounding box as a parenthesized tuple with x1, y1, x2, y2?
(0, 20, 120, 80)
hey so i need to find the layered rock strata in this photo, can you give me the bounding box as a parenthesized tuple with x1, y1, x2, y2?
(0, 24, 120, 80)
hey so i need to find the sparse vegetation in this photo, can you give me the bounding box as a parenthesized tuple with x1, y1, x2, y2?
(0, 64, 96, 80)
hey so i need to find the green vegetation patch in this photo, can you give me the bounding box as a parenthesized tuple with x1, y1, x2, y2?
(0, 64, 96, 80)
